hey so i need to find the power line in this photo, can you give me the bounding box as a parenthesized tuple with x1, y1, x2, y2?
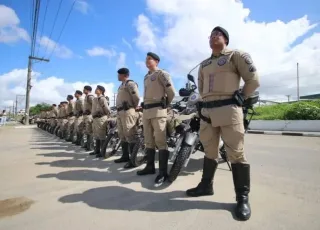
(43, 0, 64, 57)
(36, 0, 51, 57)
(48, 0, 77, 59)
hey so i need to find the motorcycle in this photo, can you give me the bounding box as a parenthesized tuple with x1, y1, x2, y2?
(129, 99, 191, 167)
(168, 73, 259, 183)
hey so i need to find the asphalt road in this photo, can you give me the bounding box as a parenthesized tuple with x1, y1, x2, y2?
(0, 126, 320, 230)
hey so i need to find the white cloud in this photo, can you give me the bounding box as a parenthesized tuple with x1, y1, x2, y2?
(86, 46, 117, 58)
(0, 5, 30, 43)
(75, 0, 89, 14)
(134, 14, 157, 52)
(0, 69, 115, 109)
(38, 36, 73, 58)
(122, 38, 132, 50)
(134, 0, 320, 101)
(116, 52, 126, 69)
(135, 60, 147, 72)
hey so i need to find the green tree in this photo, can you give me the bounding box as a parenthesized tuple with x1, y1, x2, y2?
(29, 103, 51, 115)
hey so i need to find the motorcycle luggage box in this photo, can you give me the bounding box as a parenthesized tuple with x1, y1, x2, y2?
(243, 91, 259, 107)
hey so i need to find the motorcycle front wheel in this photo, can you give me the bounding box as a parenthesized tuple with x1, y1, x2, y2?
(168, 144, 192, 183)
(130, 136, 146, 167)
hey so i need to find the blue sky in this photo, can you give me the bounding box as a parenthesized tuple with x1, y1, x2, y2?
(1, 0, 320, 105)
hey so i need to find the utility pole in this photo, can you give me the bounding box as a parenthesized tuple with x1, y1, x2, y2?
(16, 94, 25, 115)
(286, 94, 291, 102)
(24, 56, 49, 125)
(297, 62, 300, 101)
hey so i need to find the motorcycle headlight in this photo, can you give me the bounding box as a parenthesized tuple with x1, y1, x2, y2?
(109, 120, 117, 128)
(175, 123, 188, 134)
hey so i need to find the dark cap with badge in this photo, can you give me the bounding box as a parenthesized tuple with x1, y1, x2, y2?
(84, 85, 92, 91)
(67, 95, 74, 100)
(212, 26, 229, 45)
(75, 90, 83, 95)
(117, 68, 130, 75)
(147, 52, 160, 62)
(96, 85, 105, 94)
(52, 104, 57, 106)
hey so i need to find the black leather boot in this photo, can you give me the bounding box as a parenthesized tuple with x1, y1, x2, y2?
(85, 135, 91, 151)
(72, 132, 77, 144)
(96, 139, 104, 158)
(154, 150, 169, 185)
(75, 133, 81, 146)
(89, 139, 100, 155)
(186, 157, 218, 197)
(232, 163, 251, 221)
(114, 142, 130, 163)
(137, 148, 156, 175)
(123, 142, 136, 169)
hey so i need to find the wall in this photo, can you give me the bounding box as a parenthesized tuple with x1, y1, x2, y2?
(250, 120, 320, 132)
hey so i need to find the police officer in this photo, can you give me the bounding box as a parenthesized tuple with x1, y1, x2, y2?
(91, 85, 110, 157)
(83, 86, 95, 152)
(59, 101, 69, 139)
(137, 52, 175, 186)
(44, 108, 51, 131)
(54, 102, 63, 136)
(186, 26, 260, 221)
(113, 68, 140, 167)
(73, 90, 85, 145)
(49, 104, 58, 133)
(65, 95, 76, 141)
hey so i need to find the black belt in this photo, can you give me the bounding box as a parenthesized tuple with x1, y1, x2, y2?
(143, 102, 163, 110)
(93, 114, 107, 118)
(117, 106, 133, 112)
(201, 99, 236, 108)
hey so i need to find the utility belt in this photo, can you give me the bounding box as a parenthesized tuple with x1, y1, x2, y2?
(83, 110, 91, 115)
(76, 111, 83, 118)
(117, 106, 134, 112)
(198, 90, 245, 124)
(142, 97, 168, 110)
(92, 113, 107, 119)
(68, 112, 75, 118)
(201, 98, 236, 109)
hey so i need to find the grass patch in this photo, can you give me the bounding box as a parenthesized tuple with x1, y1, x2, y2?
(252, 100, 320, 120)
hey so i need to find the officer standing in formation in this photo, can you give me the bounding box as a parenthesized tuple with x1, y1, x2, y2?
(59, 101, 69, 139)
(113, 68, 140, 168)
(137, 52, 175, 186)
(73, 90, 84, 145)
(66, 95, 76, 141)
(49, 104, 58, 132)
(83, 85, 94, 152)
(186, 26, 260, 221)
(91, 85, 110, 158)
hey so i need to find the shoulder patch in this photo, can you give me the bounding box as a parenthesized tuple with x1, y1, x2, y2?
(201, 58, 212, 68)
(217, 56, 227, 66)
(240, 53, 253, 65)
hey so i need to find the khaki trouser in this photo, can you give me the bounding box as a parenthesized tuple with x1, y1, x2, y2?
(83, 115, 93, 135)
(74, 116, 84, 135)
(67, 116, 76, 134)
(117, 109, 139, 143)
(199, 105, 246, 164)
(143, 116, 167, 150)
(92, 116, 108, 140)
(60, 119, 69, 132)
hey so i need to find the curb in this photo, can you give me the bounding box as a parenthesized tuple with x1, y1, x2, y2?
(247, 130, 320, 137)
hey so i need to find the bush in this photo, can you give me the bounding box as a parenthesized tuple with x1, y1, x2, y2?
(252, 100, 320, 120)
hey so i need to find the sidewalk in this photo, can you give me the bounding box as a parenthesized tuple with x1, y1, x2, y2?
(247, 130, 320, 137)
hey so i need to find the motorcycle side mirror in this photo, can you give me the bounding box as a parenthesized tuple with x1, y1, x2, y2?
(191, 85, 197, 90)
(187, 74, 195, 83)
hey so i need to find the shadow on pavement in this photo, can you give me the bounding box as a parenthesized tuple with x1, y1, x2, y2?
(58, 185, 236, 219)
